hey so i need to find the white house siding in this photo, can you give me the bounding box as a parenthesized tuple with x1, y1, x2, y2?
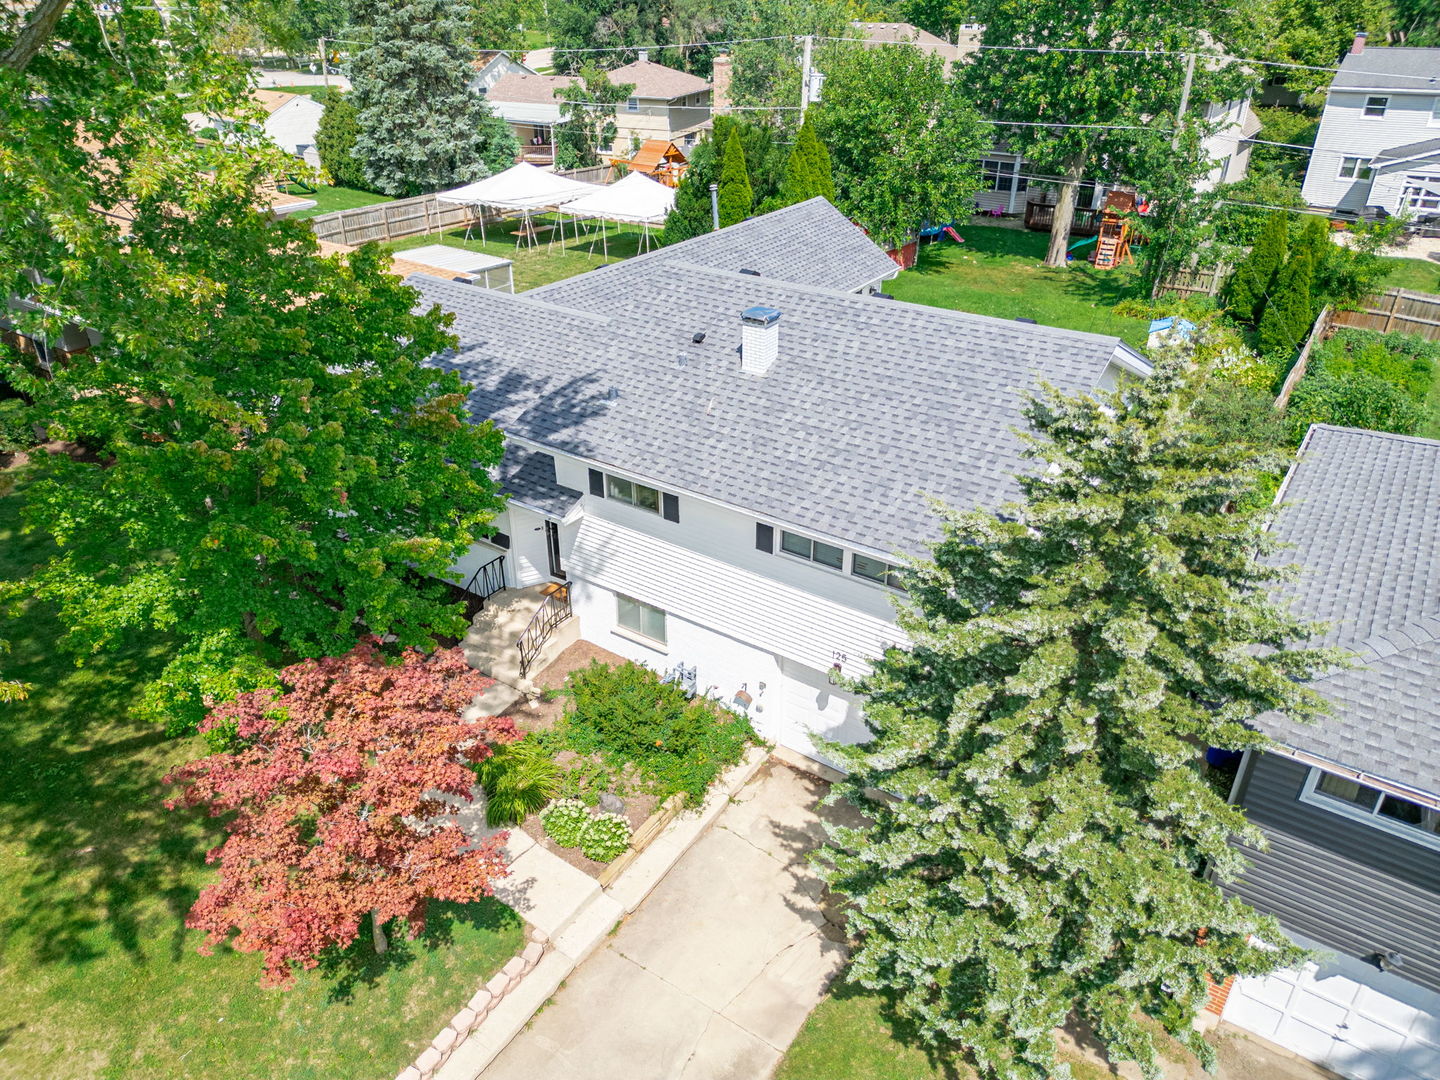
(1223, 930, 1440, 1080)
(445, 503, 557, 593)
(264, 96, 325, 169)
(1302, 90, 1440, 212)
(1197, 99, 1259, 193)
(612, 95, 711, 154)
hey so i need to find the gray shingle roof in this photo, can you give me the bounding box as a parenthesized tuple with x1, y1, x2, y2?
(500, 447, 582, 517)
(411, 258, 1137, 556)
(1334, 47, 1440, 91)
(1373, 136, 1440, 165)
(531, 198, 901, 297)
(1259, 425, 1440, 794)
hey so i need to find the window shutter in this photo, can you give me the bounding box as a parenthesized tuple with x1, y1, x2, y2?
(662, 492, 680, 522)
(589, 469, 605, 497)
(755, 523, 773, 553)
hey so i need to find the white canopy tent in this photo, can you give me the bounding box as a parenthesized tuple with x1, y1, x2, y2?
(559, 172, 676, 257)
(434, 162, 603, 246)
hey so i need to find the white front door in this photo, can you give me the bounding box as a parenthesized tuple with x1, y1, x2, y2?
(1223, 933, 1440, 1080)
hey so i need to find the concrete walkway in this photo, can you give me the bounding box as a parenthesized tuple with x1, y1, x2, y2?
(479, 762, 856, 1080)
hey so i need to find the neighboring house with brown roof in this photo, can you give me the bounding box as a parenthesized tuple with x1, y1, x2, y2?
(484, 72, 583, 164)
(851, 20, 980, 72)
(186, 89, 326, 171)
(605, 56, 711, 155)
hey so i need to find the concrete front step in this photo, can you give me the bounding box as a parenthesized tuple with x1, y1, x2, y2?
(461, 584, 580, 691)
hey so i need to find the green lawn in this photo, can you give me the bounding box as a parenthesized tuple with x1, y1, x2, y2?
(0, 466, 523, 1080)
(1377, 256, 1440, 295)
(386, 214, 655, 291)
(889, 226, 1153, 348)
(287, 184, 393, 219)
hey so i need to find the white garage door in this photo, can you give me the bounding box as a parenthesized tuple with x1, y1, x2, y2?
(779, 658, 870, 766)
(1223, 933, 1440, 1080)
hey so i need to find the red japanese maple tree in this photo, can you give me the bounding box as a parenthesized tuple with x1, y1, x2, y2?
(166, 639, 517, 987)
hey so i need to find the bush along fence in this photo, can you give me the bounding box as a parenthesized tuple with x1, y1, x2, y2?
(1273, 305, 1334, 411)
(397, 927, 549, 1080)
(308, 166, 614, 246)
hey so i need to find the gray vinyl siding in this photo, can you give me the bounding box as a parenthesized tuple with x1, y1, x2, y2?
(1227, 752, 1440, 994)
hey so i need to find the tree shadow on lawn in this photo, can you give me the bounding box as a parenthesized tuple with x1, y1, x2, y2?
(315, 897, 521, 1004)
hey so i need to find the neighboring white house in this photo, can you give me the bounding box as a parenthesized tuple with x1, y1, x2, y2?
(468, 50, 536, 95)
(411, 199, 1150, 768)
(1300, 34, 1440, 215)
(186, 89, 325, 170)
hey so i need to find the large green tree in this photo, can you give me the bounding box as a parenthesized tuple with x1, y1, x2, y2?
(315, 89, 369, 189)
(1257, 251, 1317, 355)
(817, 350, 1340, 1080)
(716, 127, 754, 227)
(662, 135, 720, 243)
(964, 1, 1258, 267)
(1257, 0, 1395, 99)
(554, 66, 635, 169)
(349, 0, 518, 196)
(1, 0, 507, 732)
(1227, 210, 1289, 322)
(810, 42, 987, 250)
(775, 113, 835, 208)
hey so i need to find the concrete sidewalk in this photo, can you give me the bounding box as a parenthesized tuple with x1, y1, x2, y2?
(478, 762, 857, 1080)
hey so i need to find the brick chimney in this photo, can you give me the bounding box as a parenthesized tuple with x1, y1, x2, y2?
(711, 52, 731, 114)
(1351, 30, 1367, 54)
(740, 306, 780, 375)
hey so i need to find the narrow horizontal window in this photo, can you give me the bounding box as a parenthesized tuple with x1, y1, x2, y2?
(780, 531, 842, 570)
(616, 593, 666, 644)
(852, 553, 905, 591)
(606, 474, 661, 514)
(1303, 768, 1440, 849)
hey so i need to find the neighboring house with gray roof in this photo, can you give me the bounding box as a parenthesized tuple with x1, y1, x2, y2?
(1219, 424, 1440, 1080)
(417, 200, 1148, 767)
(1300, 34, 1440, 216)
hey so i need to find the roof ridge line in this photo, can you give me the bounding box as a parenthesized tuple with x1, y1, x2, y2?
(405, 274, 610, 325)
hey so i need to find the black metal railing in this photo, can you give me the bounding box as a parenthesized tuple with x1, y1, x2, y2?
(455, 554, 506, 621)
(517, 585, 572, 679)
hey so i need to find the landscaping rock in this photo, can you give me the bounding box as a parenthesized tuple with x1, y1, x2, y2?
(527, 926, 548, 945)
(598, 791, 624, 814)
(414, 1047, 441, 1076)
(397, 1068, 422, 1080)
(486, 971, 510, 998)
(521, 941, 545, 968)
(451, 1006, 478, 1033)
(432, 1027, 458, 1054)
(468, 987, 494, 1014)
(502, 956, 528, 982)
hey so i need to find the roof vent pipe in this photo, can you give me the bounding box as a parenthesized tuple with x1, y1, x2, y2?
(1351, 30, 1367, 54)
(740, 306, 780, 376)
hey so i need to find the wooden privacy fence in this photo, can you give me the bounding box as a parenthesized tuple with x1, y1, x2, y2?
(1153, 264, 1228, 299)
(1329, 288, 1440, 341)
(308, 194, 478, 245)
(1274, 305, 1334, 411)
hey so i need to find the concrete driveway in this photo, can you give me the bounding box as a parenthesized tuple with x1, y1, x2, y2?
(479, 761, 855, 1080)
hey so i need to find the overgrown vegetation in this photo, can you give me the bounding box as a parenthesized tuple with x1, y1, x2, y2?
(1286, 329, 1440, 442)
(553, 660, 755, 807)
(473, 735, 561, 826)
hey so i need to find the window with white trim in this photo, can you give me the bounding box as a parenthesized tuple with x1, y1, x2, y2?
(980, 158, 1027, 193)
(852, 553, 905, 591)
(1301, 768, 1440, 850)
(1405, 173, 1440, 211)
(780, 530, 843, 570)
(1338, 156, 1374, 181)
(606, 474, 660, 513)
(616, 593, 666, 644)
(1363, 95, 1389, 117)
(625, 97, 639, 112)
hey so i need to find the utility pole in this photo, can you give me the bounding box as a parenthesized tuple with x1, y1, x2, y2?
(319, 37, 329, 92)
(799, 34, 814, 119)
(1172, 51, 1196, 150)
(709, 182, 720, 231)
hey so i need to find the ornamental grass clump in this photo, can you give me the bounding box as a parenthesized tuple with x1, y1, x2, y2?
(559, 661, 755, 807)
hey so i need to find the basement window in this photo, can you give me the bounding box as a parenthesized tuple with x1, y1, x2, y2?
(780, 530, 843, 570)
(616, 593, 667, 645)
(1302, 768, 1440, 850)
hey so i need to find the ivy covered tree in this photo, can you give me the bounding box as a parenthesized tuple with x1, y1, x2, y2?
(810, 42, 987, 251)
(166, 641, 516, 987)
(817, 350, 1340, 1080)
(314, 90, 368, 189)
(1257, 251, 1316, 355)
(349, 0, 518, 196)
(1227, 210, 1289, 323)
(554, 66, 635, 169)
(716, 127, 753, 227)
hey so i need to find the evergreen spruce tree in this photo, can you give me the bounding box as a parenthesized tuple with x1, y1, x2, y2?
(817, 351, 1341, 1080)
(349, 0, 518, 197)
(1257, 252, 1316, 356)
(1226, 210, 1287, 324)
(314, 91, 367, 191)
(805, 119, 836, 203)
(776, 116, 836, 207)
(716, 128, 753, 228)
